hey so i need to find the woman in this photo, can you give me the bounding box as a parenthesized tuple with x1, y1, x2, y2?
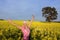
(8, 15, 34, 40)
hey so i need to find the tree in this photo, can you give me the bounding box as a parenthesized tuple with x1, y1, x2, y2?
(0, 19, 4, 21)
(42, 7, 58, 22)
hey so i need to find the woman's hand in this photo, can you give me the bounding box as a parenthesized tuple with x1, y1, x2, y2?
(32, 15, 35, 20)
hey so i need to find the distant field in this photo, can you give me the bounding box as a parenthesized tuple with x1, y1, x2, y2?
(0, 20, 60, 40)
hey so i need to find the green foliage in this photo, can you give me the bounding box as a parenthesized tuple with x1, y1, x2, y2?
(0, 21, 60, 40)
(0, 22, 22, 40)
(30, 27, 58, 40)
(42, 7, 58, 22)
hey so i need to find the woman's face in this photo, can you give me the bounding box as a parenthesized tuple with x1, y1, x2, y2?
(23, 21, 27, 26)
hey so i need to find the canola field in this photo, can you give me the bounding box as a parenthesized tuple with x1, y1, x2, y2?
(0, 20, 60, 40)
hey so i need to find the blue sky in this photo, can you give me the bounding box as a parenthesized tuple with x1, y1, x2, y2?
(0, 0, 60, 21)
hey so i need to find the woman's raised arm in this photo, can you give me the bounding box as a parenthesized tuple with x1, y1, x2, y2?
(28, 15, 35, 28)
(8, 19, 22, 29)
